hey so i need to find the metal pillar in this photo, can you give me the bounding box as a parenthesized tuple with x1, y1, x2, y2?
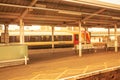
(4, 24, 8, 33)
(51, 26, 54, 49)
(84, 27, 87, 45)
(78, 20, 82, 57)
(4, 24, 9, 44)
(108, 27, 110, 42)
(114, 24, 118, 52)
(20, 19, 27, 65)
(19, 19, 24, 44)
(106, 27, 110, 51)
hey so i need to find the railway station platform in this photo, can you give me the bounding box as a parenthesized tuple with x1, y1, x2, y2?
(0, 48, 120, 80)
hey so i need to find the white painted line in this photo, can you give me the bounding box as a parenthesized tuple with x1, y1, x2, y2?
(55, 69, 68, 80)
(30, 74, 40, 80)
(8, 77, 21, 80)
(34, 79, 55, 80)
(67, 68, 84, 70)
(82, 66, 89, 73)
(104, 62, 107, 69)
(59, 65, 120, 80)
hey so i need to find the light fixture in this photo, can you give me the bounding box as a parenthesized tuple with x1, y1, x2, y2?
(112, 17, 120, 20)
(58, 10, 81, 15)
(35, 4, 46, 8)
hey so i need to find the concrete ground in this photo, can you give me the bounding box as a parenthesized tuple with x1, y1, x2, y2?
(0, 48, 120, 80)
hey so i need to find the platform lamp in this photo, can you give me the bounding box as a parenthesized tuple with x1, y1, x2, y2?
(58, 10, 81, 16)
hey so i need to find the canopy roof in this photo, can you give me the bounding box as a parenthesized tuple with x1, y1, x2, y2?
(0, 0, 120, 28)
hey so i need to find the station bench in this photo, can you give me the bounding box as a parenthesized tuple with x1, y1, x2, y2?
(0, 44, 28, 67)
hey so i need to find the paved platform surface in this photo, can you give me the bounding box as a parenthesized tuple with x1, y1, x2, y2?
(0, 48, 120, 80)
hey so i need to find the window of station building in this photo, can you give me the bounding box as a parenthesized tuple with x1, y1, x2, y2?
(0, 25, 3, 30)
(55, 27, 61, 31)
(9, 25, 40, 31)
(88, 28, 107, 32)
(107, 28, 120, 32)
(8, 25, 19, 31)
(24, 26, 31, 31)
(91, 37, 100, 43)
(73, 27, 79, 31)
(66, 27, 73, 31)
(40, 26, 51, 31)
(110, 36, 115, 41)
(0, 25, 4, 34)
(55, 27, 67, 31)
(30, 25, 40, 31)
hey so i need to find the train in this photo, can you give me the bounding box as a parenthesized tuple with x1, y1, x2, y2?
(0, 30, 91, 49)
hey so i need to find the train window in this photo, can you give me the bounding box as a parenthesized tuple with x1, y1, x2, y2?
(66, 36, 69, 41)
(10, 36, 19, 42)
(43, 36, 47, 41)
(41, 36, 43, 41)
(59, 36, 62, 41)
(16, 36, 20, 42)
(45, 36, 49, 41)
(35, 36, 40, 42)
(54, 35, 72, 41)
(62, 36, 65, 41)
(9, 36, 20, 42)
(66, 35, 72, 41)
(46, 36, 51, 41)
(9, 36, 14, 42)
(30, 36, 35, 42)
(75, 34, 79, 40)
(39, 36, 42, 41)
(8, 35, 72, 43)
(25, 35, 51, 42)
(33, 36, 39, 42)
(25, 36, 30, 42)
(54, 36, 58, 41)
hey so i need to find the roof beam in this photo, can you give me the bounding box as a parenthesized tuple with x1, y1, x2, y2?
(85, 21, 114, 25)
(0, 12, 79, 20)
(0, 15, 17, 19)
(82, 8, 106, 21)
(0, 12, 20, 16)
(0, 15, 78, 21)
(24, 17, 76, 21)
(14, 0, 37, 22)
(27, 14, 80, 20)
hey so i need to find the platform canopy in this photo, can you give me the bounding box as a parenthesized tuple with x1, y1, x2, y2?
(0, 0, 120, 28)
